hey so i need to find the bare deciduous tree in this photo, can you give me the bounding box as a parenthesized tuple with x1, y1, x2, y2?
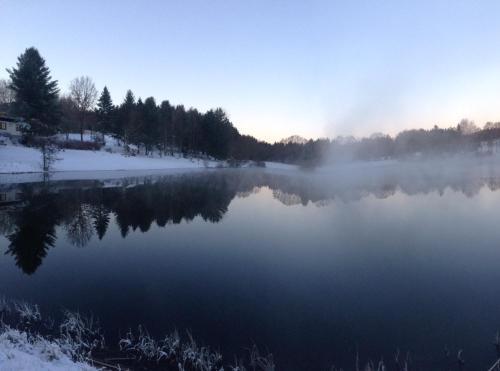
(0, 79, 15, 105)
(69, 76, 98, 141)
(457, 118, 479, 135)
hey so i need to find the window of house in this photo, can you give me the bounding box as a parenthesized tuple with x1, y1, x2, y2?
(0, 194, 6, 202)
(0, 122, 6, 130)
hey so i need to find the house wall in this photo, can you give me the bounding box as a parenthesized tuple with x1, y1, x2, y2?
(0, 121, 23, 136)
(0, 189, 23, 204)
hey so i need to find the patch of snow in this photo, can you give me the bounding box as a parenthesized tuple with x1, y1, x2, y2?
(0, 328, 98, 371)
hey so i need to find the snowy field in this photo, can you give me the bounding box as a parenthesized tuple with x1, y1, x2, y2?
(0, 144, 210, 173)
(0, 133, 297, 176)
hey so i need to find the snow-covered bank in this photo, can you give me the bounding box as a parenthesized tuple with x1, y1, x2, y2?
(0, 144, 213, 173)
(0, 139, 297, 177)
(0, 328, 97, 371)
(0, 296, 276, 371)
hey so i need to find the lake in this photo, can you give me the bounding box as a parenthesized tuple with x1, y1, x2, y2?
(1, 165, 500, 370)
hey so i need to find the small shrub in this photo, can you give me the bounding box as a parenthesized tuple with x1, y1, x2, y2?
(21, 135, 53, 148)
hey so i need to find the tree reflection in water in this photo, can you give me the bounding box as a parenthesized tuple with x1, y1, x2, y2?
(2, 169, 500, 274)
(5, 191, 60, 274)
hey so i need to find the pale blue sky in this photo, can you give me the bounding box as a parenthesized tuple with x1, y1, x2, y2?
(2, 0, 500, 141)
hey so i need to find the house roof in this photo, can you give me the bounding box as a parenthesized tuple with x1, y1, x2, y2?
(0, 114, 28, 124)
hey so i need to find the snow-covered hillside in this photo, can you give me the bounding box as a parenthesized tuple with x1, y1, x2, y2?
(0, 132, 299, 174)
(0, 144, 213, 173)
(0, 132, 218, 173)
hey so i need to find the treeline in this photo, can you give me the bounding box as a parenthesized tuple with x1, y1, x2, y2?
(3, 47, 500, 165)
(2, 47, 329, 163)
(332, 120, 500, 162)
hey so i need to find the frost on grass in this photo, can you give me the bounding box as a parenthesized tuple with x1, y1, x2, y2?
(119, 326, 226, 370)
(14, 300, 41, 325)
(6, 296, 495, 370)
(117, 327, 277, 371)
(0, 296, 277, 371)
(59, 310, 105, 363)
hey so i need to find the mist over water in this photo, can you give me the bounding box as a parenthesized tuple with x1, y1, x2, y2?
(1, 163, 500, 370)
(326, 72, 411, 138)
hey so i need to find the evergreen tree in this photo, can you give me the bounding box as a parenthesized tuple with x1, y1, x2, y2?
(172, 105, 186, 152)
(131, 98, 144, 146)
(123, 89, 135, 106)
(7, 47, 60, 134)
(142, 97, 159, 154)
(116, 90, 136, 142)
(96, 86, 114, 136)
(201, 108, 237, 159)
(185, 108, 202, 155)
(91, 205, 110, 240)
(159, 100, 173, 155)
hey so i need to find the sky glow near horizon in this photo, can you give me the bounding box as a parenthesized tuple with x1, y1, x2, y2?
(2, 0, 500, 142)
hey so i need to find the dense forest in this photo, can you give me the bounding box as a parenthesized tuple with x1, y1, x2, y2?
(3, 47, 500, 166)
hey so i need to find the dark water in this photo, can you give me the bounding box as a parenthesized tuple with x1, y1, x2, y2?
(1, 168, 500, 370)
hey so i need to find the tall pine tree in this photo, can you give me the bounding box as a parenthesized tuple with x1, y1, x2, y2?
(116, 90, 136, 142)
(96, 86, 114, 136)
(159, 100, 173, 155)
(7, 47, 60, 134)
(131, 98, 144, 146)
(142, 97, 159, 155)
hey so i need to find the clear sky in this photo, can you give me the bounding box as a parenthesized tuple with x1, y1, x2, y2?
(2, 0, 500, 142)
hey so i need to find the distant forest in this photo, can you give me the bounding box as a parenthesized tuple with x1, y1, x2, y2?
(3, 47, 500, 165)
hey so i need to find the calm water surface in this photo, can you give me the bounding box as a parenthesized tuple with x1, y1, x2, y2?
(1, 168, 500, 370)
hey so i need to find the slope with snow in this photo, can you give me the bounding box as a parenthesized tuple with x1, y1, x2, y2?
(0, 328, 97, 371)
(0, 144, 212, 173)
(0, 131, 299, 176)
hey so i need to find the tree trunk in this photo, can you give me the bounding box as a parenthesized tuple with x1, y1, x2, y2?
(80, 112, 85, 142)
